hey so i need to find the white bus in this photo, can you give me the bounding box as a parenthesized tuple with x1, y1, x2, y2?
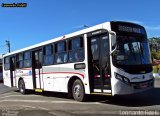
(0, 57, 3, 82)
(0, 65, 2, 82)
(3, 21, 154, 101)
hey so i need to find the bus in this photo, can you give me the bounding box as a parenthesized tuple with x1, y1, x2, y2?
(3, 21, 154, 101)
(0, 56, 3, 82)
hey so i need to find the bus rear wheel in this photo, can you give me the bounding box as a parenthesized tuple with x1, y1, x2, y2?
(72, 79, 85, 102)
(18, 79, 26, 94)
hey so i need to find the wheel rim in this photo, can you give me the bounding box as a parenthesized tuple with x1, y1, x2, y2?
(74, 84, 81, 98)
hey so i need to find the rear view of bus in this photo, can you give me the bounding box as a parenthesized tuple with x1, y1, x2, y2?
(110, 21, 154, 95)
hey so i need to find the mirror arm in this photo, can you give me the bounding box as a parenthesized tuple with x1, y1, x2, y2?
(110, 45, 117, 55)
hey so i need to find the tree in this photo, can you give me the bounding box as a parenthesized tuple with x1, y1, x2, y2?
(149, 37, 160, 60)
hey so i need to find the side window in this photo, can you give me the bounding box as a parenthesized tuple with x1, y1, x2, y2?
(71, 38, 81, 49)
(43, 44, 54, 65)
(10, 57, 16, 70)
(4, 57, 10, 70)
(55, 41, 67, 64)
(24, 51, 31, 67)
(57, 41, 65, 52)
(69, 37, 84, 62)
(16, 53, 23, 69)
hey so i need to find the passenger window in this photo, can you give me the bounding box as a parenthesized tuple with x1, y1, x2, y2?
(4, 57, 10, 70)
(55, 41, 68, 64)
(72, 38, 81, 49)
(24, 51, 31, 67)
(69, 37, 84, 62)
(69, 49, 84, 62)
(16, 53, 23, 68)
(56, 41, 65, 52)
(44, 44, 54, 65)
(46, 45, 52, 55)
(55, 53, 67, 63)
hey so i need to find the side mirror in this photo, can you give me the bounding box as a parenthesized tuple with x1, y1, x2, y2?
(110, 33, 116, 50)
(111, 49, 119, 56)
(110, 33, 117, 56)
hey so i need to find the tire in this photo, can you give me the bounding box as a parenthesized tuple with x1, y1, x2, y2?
(18, 79, 26, 94)
(72, 79, 86, 102)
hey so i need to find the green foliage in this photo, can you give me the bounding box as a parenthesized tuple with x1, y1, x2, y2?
(149, 37, 160, 60)
(149, 37, 160, 43)
(151, 50, 160, 60)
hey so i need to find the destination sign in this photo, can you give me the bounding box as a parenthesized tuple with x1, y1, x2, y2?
(118, 25, 141, 34)
(110, 21, 146, 36)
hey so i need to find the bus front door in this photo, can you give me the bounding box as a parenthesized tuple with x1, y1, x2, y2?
(89, 34, 111, 93)
(32, 50, 43, 90)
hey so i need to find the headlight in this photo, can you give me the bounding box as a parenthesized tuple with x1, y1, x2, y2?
(116, 74, 123, 81)
(123, 77, 130, 84)
(115, 73, 130, 85)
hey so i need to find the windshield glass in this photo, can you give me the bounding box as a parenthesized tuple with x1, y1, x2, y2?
(113, 36, 152, 65)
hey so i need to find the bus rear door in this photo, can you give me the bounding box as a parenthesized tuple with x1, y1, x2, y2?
(32, 49, 44, 91)
(10, 56, 16, 87)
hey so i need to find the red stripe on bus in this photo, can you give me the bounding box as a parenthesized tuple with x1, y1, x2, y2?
(42, 72, 85, 78)
(18, 72, 84, 78)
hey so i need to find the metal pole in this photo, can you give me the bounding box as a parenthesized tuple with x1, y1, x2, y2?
(5, 40, 10, 53)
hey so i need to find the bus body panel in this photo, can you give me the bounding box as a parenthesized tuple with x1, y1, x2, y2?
(3, 70, 12, 87)
(15, 68, 34, 90)
(42, 63, 87, 93)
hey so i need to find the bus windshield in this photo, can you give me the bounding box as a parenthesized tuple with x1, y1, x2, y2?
(113, 36, 152, 65)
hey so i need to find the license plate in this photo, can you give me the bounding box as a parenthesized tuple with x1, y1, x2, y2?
(139, 82, 148, 88)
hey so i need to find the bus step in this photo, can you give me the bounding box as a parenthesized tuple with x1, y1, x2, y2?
(35, 89, 43, 92)
(91, 93, 112, 96)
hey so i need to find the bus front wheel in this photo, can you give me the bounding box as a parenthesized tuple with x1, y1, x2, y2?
(18, 79, 26, 94)
(72, 79, 85, 102)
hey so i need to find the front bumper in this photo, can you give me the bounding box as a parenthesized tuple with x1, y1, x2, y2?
(113, 79, 154, 95)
